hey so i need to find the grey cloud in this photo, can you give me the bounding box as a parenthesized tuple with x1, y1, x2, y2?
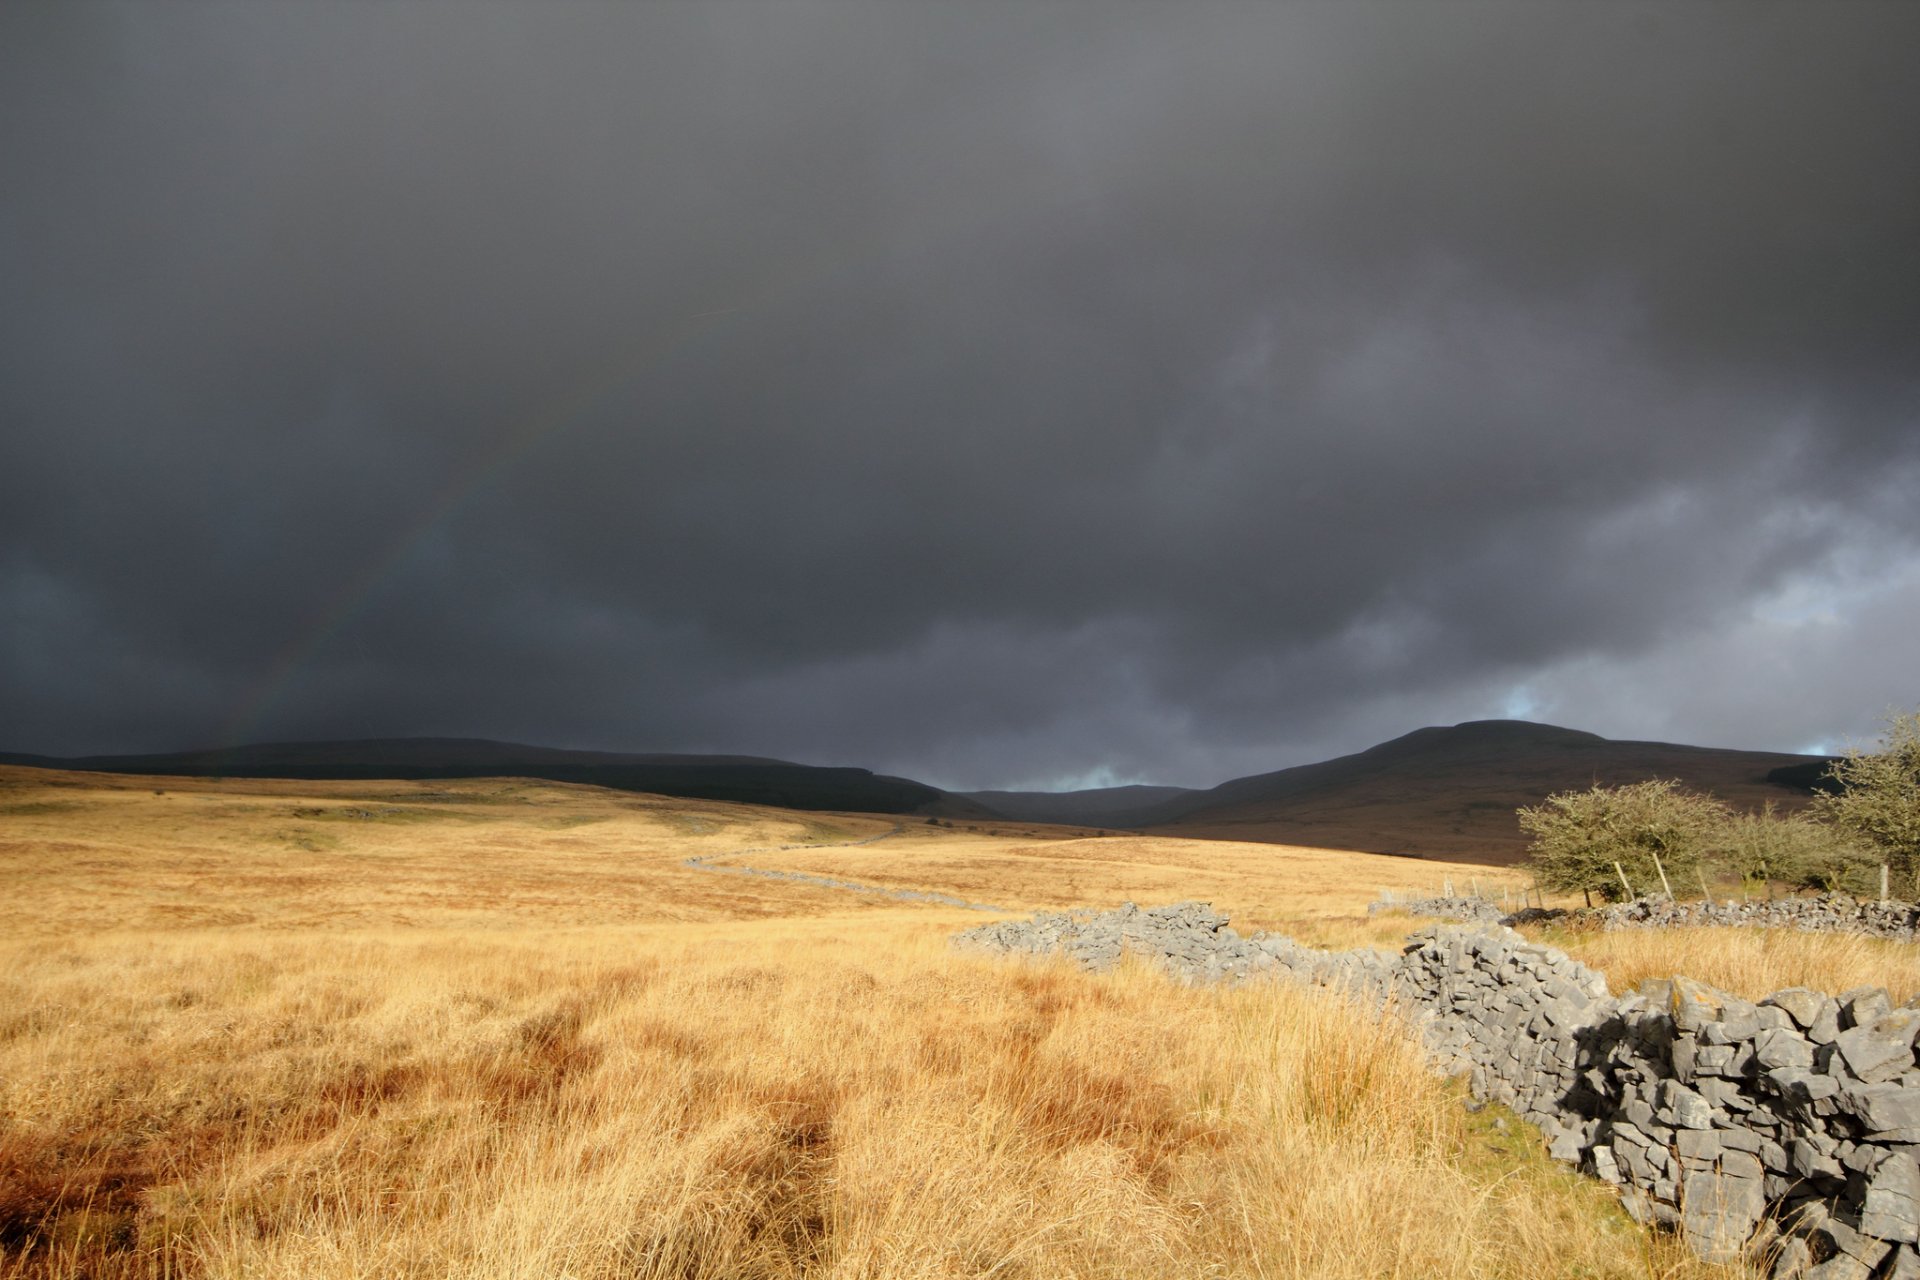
(3, 2, 1917, 784)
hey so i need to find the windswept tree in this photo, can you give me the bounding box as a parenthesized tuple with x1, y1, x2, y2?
(1816, 709, 1920, 896)
(1718, 802, 1878, 897)
(1519, 780, 1731, 902)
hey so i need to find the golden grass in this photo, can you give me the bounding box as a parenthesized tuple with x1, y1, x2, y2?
(0, 763, 1852, 1278)
(1, 918, 1744, 1279)
(1540, 925, 1920, 1004)
(703, 827, 1530, 935)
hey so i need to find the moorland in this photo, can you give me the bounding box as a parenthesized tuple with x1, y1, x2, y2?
(3, 762, 1915, 1279)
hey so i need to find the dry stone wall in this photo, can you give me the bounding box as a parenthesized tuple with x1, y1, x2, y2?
(955, 903, 1920, 1277)
(1600, 896, 1920, 943)
(1371, 892, 1920, 944)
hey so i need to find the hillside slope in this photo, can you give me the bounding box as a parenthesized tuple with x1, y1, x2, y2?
(1136, 720, 1827, 864)
(0, 737, 993, 819)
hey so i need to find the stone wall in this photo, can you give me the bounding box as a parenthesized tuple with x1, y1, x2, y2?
(1369, 892, 1920, 945)
(955, 903, 1920, 1277)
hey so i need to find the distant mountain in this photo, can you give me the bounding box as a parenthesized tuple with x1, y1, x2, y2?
(959, 783, 1196, 828)
(1127, 720, 1831, 865)
(2, 721, 1843, 859)
(0, 737, 993, 819)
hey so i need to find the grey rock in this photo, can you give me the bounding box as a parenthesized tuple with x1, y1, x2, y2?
(1770, 1066, 1842, 1105)
(1671, 976, 1732, 1034)
(1758, 1027, 1818, 1071)
(1676, 1128, 1724, 1162)
(1708, 1001, 1763, 1045)
(1823, 1211, 1895, 1266)
(1836, 1021, 1919, 1084)
(1680, 1165, 1766, 1262)
(1846, 1084, 1920, 1132)
(1842, 988, 1895, 1031)
(1862, 1153, 1919, 1244)
(1662, 1080, 1717, 1130)
(1794, 1137, 1846, 1180)
(1768, 989, 1831, 1031)
(1770, 1234, 1813, 1279)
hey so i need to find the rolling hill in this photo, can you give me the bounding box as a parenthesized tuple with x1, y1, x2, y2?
(0, 737, 993, 819)
(1130, 720, 1831, 864)
(2, 720, 1838, 862)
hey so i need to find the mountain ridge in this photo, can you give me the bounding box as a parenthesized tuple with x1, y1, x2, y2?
(1130, 719, 1830, 864)
(3, 720, 1838, 862)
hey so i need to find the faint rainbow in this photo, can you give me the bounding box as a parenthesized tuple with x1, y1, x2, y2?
(217, 180, 1099, 750)
(216, 263, 821, 750)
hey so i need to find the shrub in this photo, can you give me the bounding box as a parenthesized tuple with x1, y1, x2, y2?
(1519, 780, 1730, 902)
(1717, 802, 1879, 896)
(1816, 709, 1920, 896)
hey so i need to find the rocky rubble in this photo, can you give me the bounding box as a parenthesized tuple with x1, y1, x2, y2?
(957, 903, 1920, 1276)
(1368, 893, 1510, 925)
(1600, 895, 1920, 943)
(954, 901, 1401, 992)
(1370, 892, 1920, 945)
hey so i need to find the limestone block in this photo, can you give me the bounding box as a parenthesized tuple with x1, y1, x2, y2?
(1793, 1137, 1845, 1180)
(1759, 1027, 1819, 1071)
(1696, 1077, 1753, 1111)
(1672, 977, 1733, 1034)
(1842, 989, 1896, 1031)
(1680, 1165, 1766, 1263)
(1676, 1128, 1724, 1162)
(1836, 1021, 1920, 1085)
(1705, 1002, 1762, 1045)
(1673, 1035, 1699, 1082)
(1862, 1153, 1920, 1244)
(1770, 1067, 1842, 1106)
(1660, 1080, 1716, 1129)
(1591, 1144, 1624, 1184)
(1818, 1211, 1894, 1272)
(1696, 1043, 1738, 1076)
(1759, 1005, 1796, 1035)
(1844, 1084, 1920, 1133)
(1802, 1255, 1874, 1280)
(1769, 1235, 1812, 1279)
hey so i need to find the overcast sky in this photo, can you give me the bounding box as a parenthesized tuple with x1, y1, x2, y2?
(3, 3, 1917, 790)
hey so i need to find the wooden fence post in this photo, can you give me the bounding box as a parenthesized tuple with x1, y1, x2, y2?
(1614, 861, 1635, 901)
(1650, 853, 1675, 901)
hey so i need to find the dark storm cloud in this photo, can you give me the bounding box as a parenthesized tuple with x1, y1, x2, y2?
(4, 2, 1917, 786)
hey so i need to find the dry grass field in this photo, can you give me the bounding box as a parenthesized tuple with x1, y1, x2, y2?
(6, 762, 1903, 1279)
